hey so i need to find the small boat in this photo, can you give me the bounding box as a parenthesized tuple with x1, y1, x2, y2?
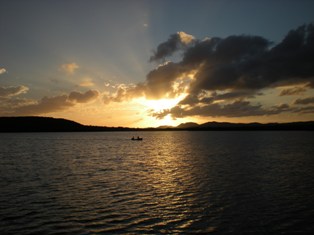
(131, 136, 143, 141)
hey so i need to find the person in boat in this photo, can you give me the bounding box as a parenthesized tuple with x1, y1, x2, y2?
(131, 136, 143, 140)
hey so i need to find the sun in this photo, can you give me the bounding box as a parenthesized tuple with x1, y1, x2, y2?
(139, 112, 184, 128)
(141, 98, 182, 112)
(133, 95, 187, 127)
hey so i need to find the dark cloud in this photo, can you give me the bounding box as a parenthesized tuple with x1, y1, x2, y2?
(149, 24, 314, 95)
(151, 100, 292, 120)
(280, 86, 307, 96)
(188, 25, 314, 94)
(154, 24, 314, 94)
(294, 96, 314, 105)
(293, 106, 314, 114)
(179, 35, 271, 94)
(270, 103, 291, 113)
(149, 32, 195, 62)
(214, 90, 259, 100)
(13, 95, 74, 115)
(178, 93, 209, 106)
(107, 24, 314, 119)
(154, 24, 314, 118)
(0, 85, 29, 97)
(177, 90, 259, 107)
(68, 90, 99, 103)
(144, 62, 185, 99)
(0, 97, 33, 115)
(0, 89, 100, 116)
(104, 62, 187, 102)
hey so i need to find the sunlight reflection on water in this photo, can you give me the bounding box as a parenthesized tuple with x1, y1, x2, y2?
(0, 131, 314, 234)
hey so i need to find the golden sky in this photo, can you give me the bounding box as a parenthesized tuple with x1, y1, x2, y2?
(1, 1, 314, 127)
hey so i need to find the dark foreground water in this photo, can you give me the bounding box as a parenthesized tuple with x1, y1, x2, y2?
(0, 131, 314, 234)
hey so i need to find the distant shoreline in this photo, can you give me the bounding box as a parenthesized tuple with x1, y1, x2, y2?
(1, 116, 314, 132)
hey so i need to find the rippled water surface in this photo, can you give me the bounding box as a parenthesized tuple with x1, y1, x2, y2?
(1, 131, 314, 234)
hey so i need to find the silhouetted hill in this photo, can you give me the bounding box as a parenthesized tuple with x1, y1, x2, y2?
(157, 125, 173, 129)
(176, 122, 199, 129)
(0, 116, 140, 132)
(0, 116, 86, 132)
(191, 121, 314, 131)
(0, 116, 313, 132)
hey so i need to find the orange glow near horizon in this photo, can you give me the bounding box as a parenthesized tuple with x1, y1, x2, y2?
(52, 95, 198, 128)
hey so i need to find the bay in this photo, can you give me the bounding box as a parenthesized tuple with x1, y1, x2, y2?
(0, 131, 313, 234)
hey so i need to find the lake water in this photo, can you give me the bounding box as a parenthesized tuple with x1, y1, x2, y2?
(0, 131, 314, 234)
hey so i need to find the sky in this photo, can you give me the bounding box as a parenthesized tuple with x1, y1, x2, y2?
(1, 0, 314, 127)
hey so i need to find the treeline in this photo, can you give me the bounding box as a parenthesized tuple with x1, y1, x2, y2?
(0, 116, 313, 132)
(179, 121, 314, 131)
(0, 116, 137, 132)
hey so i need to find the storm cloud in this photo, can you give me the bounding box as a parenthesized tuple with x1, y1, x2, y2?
(148, 24, 314, 119)
(104, 24, 314, 119)
(149, 32, 195, 62)
(183, 24, 314, 94)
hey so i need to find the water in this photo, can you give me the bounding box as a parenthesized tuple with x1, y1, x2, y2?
(0, 131, 313, 234)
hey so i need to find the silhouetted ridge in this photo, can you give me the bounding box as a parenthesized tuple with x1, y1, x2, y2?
(188, 121, 314, 130)
(0, 116, 138, 132)
(0, 116, 313, 132)
(176, 122, 199, 129)
(0, 116, 84, 132)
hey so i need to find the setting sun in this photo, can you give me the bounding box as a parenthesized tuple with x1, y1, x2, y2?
(131, 95, 194, 127)
(136, 96, 185, 113)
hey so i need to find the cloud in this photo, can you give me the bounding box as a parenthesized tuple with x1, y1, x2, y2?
(60, 62, 79, 74)
(151, 100, 293, 120)
(178, 90, 260, 106)
(79, 78, 95, 87)
(152, 24, 314, 118)
(0, 89, 99, 115)
(0, 68, 6, 75)
(152, 24, 314, 94)
(14, 95, 74, 115)
(68, 90, 99, 103)
(176, 25, 308, 86)
(279, 86, 307, 96)
(105, 24, 314, 119)
(294, 96, 314, 105)
(103, 62, 188, 102)
(0, 85, 29, 98)
(149, 31, 195, 62)
(143, 61, 186, 99)
(293, 106, 314, 114)
(103, 83, 145, 103)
